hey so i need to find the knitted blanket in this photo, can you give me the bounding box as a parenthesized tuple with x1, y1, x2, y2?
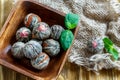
(15, 0, 120, 74)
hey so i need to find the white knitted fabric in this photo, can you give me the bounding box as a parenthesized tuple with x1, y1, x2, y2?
(14, 0, 120, 74)
(37, 0, 120, 74)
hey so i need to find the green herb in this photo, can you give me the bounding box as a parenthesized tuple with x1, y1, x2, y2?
(103, 37, 119, 60)
(60, 30, 74, 50)
(65, 13, 79, 29)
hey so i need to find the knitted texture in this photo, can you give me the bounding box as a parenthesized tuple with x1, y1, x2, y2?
(107, 18, 120, 47)
(36, 0, 120, 74)
(14, 0, 120, 73)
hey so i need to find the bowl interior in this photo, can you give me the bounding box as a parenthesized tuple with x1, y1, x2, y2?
(0, 0, 77, 79)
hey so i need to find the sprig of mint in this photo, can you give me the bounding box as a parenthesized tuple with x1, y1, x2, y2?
(103, 37, 119, 60)
(65, 13, 79, 29)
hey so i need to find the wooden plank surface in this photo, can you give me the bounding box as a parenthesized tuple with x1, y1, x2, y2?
(1, 0, 120, 80)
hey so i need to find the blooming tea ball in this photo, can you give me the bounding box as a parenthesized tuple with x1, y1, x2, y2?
(23, 40, 42, 59)
(31, 52, 50, 70)
(16, 27, 31, 42)
(50, 25, 64, 39)
(11, 42, 25, 59)
(87, 38, 104, 53)
(43, 39, 60, 56)
(32, 22, 51, 40)
(24, 13, 41, 30)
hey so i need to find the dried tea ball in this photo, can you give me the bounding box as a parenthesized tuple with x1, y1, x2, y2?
(87, 37, 104, 53)
(23, 40, 42, 59)
(43, 39, 60, 56)
(32, 22, 51, 40)
(16, 27, 31, 42)
(31, 52, 50, 70)
(24, 13, 41, 30)
(60, 30, 74, 50)
(51, 25, 64, 39)
(11, 42, 25, 59)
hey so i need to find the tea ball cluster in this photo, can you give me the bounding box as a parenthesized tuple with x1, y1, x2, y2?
(11, 13, 64, 70)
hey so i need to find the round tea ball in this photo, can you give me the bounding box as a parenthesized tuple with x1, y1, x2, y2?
(23, 40, 42, 59)
(43, 39, 60, 56)
(87, 38, 104, 53)
(24, 13, 41, 30)
(32, 22, 51, 40)
(16, 27, 31, 42)
(11, 42, 25, 59)
(31, 52, 50, 70)
(51, 25, 64, 39)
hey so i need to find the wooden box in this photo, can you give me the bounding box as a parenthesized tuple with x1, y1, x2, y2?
(0, 0, 78, 79)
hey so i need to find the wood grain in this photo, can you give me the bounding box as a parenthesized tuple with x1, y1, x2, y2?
(2, 67, 16, 80)
(0, 0, 13, 30)
(0, 66, 3, 80)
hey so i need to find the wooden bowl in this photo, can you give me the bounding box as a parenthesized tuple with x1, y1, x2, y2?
(0, 0, 79, 80)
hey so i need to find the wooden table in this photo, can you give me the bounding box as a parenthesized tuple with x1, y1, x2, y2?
(1, 0, 120, 80)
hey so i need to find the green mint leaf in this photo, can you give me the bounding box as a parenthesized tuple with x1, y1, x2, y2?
(60, 30, 74, 50)
(103, 37, 119, 60)
(110, 47, 119, 60)
(65, 13, 79, 29)
(103, 38, 113, 46)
